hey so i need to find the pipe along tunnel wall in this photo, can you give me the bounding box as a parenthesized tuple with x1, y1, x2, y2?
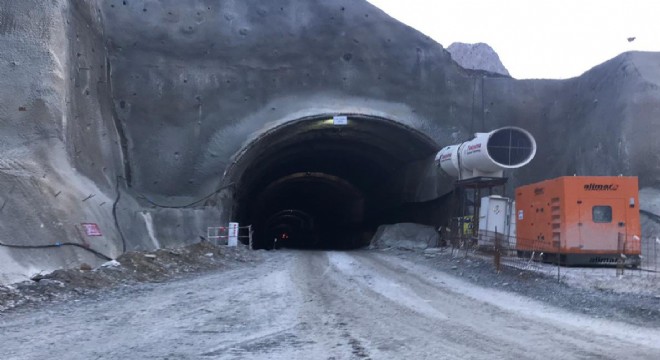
(2, 0, 660, 282)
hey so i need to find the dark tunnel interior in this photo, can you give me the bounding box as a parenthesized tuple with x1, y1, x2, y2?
(228, 115, 441, 250)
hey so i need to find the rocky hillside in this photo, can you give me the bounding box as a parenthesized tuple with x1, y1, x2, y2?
(447, 42, 510, 76)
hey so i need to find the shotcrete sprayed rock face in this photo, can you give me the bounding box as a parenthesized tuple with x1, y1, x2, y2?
(99, 0, 461, 249)
(100, 0, 456, 197)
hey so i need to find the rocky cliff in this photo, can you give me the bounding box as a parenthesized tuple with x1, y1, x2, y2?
(447, 42, 510, 76)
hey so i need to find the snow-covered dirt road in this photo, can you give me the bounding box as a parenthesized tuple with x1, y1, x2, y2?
(1, 250, 659, 359)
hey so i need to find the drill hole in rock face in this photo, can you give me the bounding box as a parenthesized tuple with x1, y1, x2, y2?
(225, 115, 441, 250)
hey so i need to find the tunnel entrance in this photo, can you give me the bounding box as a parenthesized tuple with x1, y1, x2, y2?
(224, 114, 440, 250)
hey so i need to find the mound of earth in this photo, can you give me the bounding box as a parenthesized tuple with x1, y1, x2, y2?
(0, 242, 256, 312)
(370, 223, 439, 250)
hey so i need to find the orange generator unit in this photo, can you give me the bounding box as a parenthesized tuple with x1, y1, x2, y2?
(515, 176, 641, 266)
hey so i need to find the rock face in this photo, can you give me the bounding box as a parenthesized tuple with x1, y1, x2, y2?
(0, 0, 125, 284)
(1, 0, 660, 282)
(447, 42, 510, 76)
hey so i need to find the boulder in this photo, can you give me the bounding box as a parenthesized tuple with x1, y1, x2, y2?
(447, 42, 510, 76)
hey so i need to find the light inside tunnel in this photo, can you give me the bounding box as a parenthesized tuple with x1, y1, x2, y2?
(225, 115, 440, 250)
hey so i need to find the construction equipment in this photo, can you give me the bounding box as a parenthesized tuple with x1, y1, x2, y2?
(516, 176, 641, 266)
(435, 126, 536, 180)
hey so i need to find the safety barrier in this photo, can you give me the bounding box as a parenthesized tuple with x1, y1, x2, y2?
(207, 224, 254, 249)
(444, 226, 658, 282)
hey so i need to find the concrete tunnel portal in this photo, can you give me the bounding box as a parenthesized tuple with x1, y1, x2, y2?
(224, 114, 441, 250)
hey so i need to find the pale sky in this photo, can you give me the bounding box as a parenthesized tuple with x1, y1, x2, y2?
(367, 0, 660, 79)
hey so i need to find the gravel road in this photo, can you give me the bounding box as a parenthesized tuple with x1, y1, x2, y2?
(1, 250, 659, 359)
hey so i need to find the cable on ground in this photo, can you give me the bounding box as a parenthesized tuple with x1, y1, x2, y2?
(0, 241, 113, 261)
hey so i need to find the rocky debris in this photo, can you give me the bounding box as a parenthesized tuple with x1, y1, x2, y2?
(424, 248, 443, 258)
(0, 242, 256, 312)
(370, 223, 439, 250)
(101, 260, 121, 268)
(424, 248, 443, 254)
(395, 248, 660, 327)
(447, 42, 510, 76)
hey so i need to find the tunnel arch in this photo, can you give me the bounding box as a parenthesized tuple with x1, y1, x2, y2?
(223, 114, 441, 250)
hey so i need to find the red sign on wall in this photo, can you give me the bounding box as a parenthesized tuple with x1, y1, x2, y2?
(81, 223, 102, 236)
